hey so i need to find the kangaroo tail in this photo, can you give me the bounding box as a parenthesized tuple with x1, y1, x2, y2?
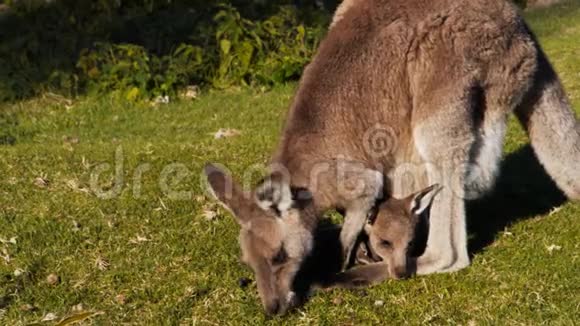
(515, 51, 580, 200)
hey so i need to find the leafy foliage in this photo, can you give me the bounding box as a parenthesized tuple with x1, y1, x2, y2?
(212, 4, 323, 88)
(0, 0, 329, 102)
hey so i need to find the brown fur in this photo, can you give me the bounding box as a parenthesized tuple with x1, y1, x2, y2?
(205, 0, 580, 315)
(327, 185, 442, 288)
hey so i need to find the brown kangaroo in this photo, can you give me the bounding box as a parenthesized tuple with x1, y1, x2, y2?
(204, 0, 580, 315)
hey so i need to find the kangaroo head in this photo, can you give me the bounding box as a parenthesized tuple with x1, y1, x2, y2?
(203, 163, 315, 315)
(364, 184, 442, 279)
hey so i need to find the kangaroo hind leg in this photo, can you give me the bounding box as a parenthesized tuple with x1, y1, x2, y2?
(412, 85, 482, 274)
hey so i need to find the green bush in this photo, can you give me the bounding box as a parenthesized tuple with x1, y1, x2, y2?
(0, 0, 329, 102)
(76, 43, 206, 101)
(212, 4, 322, 88)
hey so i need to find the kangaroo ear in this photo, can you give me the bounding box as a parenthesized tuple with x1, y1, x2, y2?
(254, 171, 297, 216)
(408, 184, 443, 217)
(204, 163, 253, 225)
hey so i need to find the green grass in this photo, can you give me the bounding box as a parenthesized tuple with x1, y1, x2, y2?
(1, 2, 580, 325)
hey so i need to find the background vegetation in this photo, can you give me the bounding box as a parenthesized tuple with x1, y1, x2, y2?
(0, 0, 331, 102)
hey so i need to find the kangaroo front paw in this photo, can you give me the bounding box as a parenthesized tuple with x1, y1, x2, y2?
(341, 240, 362, 271)
(341, 250, 353, 271)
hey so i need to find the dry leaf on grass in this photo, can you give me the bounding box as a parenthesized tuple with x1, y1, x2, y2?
(66, 179, 90, 194)
(152, 95, 170, 105)
(549, 206, 563, 216)
(546, 244, 562, 253)
(502, 229, 513, 236)
(159, 198, 168, 210)
(71, 303, 84, 312)
(46, 273, 60, 285)
(201, 204, 218, 221)
(129, 235, 150, 244)
(1, 249, 10, 263)
(41, 313, 58, 322)
(181, 85, 200, 99)
(20, 304, 36, 312)
(63, 136, 80, 145)
(81, 156, 91, 170)
(154, 198, 168, 211)
(71, 220, 81, 232)
(213, 128, 241, 139)
(95, 256, 110, 271)
(34, 177, 50, 188)
(0, 236, 17, 245)
(115, 294, 127, 305)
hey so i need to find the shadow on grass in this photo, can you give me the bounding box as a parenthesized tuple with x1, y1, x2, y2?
(467, 144, 566, 254)
(292, 221, 343, 299)
(291, 221, 373, 308)
(0, 0, 337, 102)
(408, 144, 567, 258)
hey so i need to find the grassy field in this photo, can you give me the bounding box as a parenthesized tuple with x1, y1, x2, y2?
(1, 2, 580, 325)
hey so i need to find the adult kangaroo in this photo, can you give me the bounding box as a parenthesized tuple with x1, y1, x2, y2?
(204, 0, 580, 315)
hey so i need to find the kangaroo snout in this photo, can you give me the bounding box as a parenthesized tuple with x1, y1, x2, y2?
(265, 299, 281, 316)
(391, 265, 410, 280)
(263, 291, 299, 315)
(264, 294, 297, 316)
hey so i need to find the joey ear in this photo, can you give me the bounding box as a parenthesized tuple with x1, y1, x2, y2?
(254, 172, 294, 215)
(203, 163, 251, 224)
(408, 184, 443, 217)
